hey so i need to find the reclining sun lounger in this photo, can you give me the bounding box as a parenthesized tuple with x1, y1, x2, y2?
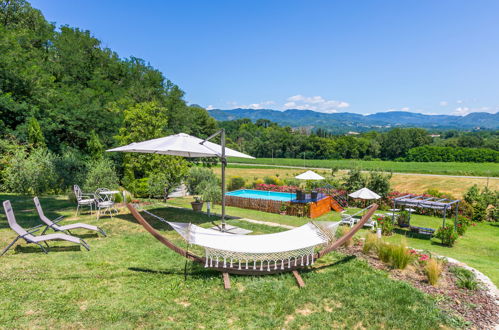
(1, 200, 90, 256)
(33, 197, 106, 237)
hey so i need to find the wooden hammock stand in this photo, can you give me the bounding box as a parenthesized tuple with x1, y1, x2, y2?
(127, 203, 378, 289)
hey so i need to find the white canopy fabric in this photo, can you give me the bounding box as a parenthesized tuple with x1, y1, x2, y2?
(107, 133, 254, 159)
(295, 170, 325, 180)
(348, 187, 381, 200)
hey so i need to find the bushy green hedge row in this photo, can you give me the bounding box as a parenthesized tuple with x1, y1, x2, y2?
(406, 146, 499, 163)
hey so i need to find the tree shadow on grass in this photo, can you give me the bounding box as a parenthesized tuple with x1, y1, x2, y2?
(0, 194, 73, 230)
(13, 244, 82, 254)
(128, 265, 220, 280)
(393, 228, 433, 240)
(114, 206, 227, 232)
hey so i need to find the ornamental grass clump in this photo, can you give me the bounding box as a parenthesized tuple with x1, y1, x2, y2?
(450, 266, 479, 290)
(336, 226, 353, 247)
(388, 240, 413, 270)
(377, 241, 392, 263)
(362, 233, 379, 254)
(425, 258, 444, 286)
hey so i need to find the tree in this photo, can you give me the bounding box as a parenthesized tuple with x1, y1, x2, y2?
(343, 168, 367, 193)
(147, 157, 189, 201)
(87, 130, 104, 160)
(116, 101, 170, 182)
(367, 171, 392, 197)
(84, 158, 119, 191)
(26, 117, 46, 148)
(186, 167, 217, 195)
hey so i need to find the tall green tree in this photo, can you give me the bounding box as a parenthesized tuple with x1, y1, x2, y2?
(26, 117, 45, 148)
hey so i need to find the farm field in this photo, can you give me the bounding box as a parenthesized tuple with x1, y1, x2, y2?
(0, 194, 462, 328)
(216, 165, 499, 198)
(229, 157, 499, 177)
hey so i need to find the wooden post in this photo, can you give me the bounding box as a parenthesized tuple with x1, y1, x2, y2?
(292, 270, 305, 288)
(222, 272, 231, 289)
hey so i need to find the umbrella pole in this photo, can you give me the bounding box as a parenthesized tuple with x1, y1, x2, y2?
(221, 129, 226, 230)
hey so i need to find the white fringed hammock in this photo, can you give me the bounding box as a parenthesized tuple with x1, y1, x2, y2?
(165, 220, 340, 271)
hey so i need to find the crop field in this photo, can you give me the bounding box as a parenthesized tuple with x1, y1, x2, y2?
(229, 157, 499, 177)
(216, 166, 498, 198)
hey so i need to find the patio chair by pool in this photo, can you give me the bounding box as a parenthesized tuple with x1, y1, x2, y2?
(74, 185, 95, 216)
(1, 200, 90, 256)
(33, 197, 106, 237)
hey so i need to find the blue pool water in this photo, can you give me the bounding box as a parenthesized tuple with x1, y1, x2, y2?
(226, 189, 296, 202)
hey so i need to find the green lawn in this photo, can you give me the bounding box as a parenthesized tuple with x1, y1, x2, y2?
(229, 157, 499, 177)
(0, 194, 465, 328)
(167, 197, 499, 286)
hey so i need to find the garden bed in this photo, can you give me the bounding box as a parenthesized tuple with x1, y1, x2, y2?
(338, 243, 499, 329)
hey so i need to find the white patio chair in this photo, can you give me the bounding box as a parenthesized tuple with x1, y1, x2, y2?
(73, 185, 95, 216)
(1, 200, 90, 256)
(94, 188, 118, 220)
(340, 214, 355, 227)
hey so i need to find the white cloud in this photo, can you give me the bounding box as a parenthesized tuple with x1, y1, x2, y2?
(387, 107, 410, 112)
(283, 95, 349, 113)
(439, 101, 448, 106)
(206, 105, 215, 110)
(225, 100, 276, 110)
(456, 100, 464, 104)
(452, 106, 497, 116)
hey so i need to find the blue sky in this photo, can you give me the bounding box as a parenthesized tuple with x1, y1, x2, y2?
(31, 0, 499, 116)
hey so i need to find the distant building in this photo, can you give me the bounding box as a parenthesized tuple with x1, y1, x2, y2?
(346, 131, 360, 135)
(429, 134, 440, 138)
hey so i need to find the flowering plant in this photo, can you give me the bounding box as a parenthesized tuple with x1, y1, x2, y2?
(376, 215, 394, 236)
(435, 226, 458, 246)
(255, 183, 297, 193)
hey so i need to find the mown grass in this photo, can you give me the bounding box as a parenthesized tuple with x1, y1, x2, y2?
(167, 197, 499, 286)
(229, 157, 499, 177)
(0, 194, 461, 328)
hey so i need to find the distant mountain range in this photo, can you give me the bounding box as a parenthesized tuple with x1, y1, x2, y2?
(208, 108, 499, 132)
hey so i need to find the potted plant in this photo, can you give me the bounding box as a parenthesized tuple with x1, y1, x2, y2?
(279, 202, 287, 215)
(191, 196, 204, 212)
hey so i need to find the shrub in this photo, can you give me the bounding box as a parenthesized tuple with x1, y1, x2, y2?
(228, 176, 245, 191)
(252, 178, 264, 187)
(126, 178, 149, 198)
(449, 266, 479, 290)
(456, 216, 471, 236)
(375, 215, 394, 236)
(425, 258, 444, 286)
(186, 167, 216, 195)
(84, 158, 119, 192)
(3, 148, 58, 195)
(200, 180, 221, 203)
(54, 148, 88, 191)
(283, 178, 301, 186)
(263, 176, 283, 186)
(362, 233, 379, 254)
(434, 226, 458, 246)
(388, 240, 414, 269)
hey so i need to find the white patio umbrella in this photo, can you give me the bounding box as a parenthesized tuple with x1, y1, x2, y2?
(107, 131, 254, 227)
(295, 170, 325, 180)
(348, 187, 381, 200)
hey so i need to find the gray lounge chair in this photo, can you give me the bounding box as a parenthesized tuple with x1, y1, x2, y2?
(34, 197, 106, 237)
(1, 200, 90, 256)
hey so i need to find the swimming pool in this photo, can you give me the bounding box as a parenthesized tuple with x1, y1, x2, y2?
(226, 189, 296, 202)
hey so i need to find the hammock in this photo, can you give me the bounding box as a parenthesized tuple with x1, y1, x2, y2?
(127, 203, 378, 288)
(165, 220, 339, 271)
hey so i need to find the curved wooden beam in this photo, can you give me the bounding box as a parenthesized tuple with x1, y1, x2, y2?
(316, 203, 378, 258)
